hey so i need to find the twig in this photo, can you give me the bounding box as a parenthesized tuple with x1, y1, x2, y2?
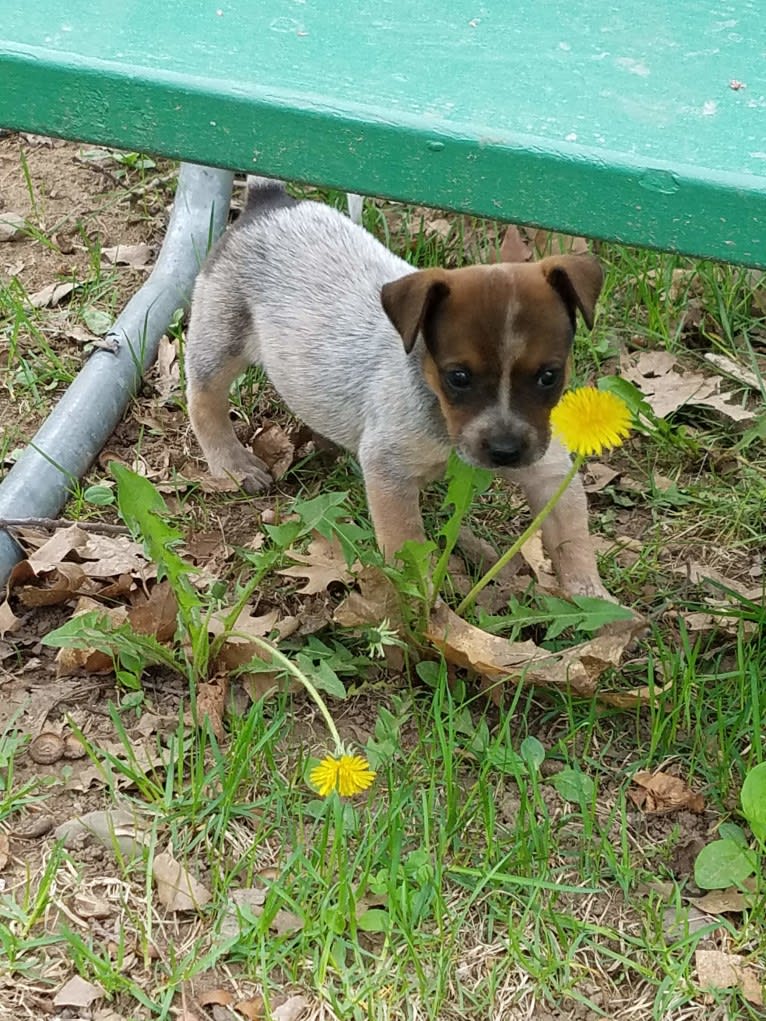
(0, 516, 129, 536)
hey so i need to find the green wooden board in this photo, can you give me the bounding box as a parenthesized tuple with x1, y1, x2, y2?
(1, 1, 764, 265)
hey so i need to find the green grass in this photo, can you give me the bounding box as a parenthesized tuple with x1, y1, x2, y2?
(1, 152, 765, 1019)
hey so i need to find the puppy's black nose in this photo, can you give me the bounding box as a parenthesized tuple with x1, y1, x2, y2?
(487, 438, 522, 467)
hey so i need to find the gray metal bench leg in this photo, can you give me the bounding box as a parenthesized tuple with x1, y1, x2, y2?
(0, 164, 234, 587)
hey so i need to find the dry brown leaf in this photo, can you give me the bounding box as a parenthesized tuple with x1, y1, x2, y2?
(278, 534, 355, 595)
(197, 989, 235, 1008)
(235, 994, 265, 1019)
(689, 888, 750, 915)
(54, 807, 149, 857)
(583, 462, 620, 493)
(334, 565, 402, 629)
(532, 229, 588, 257)
(696, 949, 763, 1005)
(673, 561, 763, 603)
(17, 562, 94, 607)
(128, 581, 178, 641)
(250, 423, 295, 480)
(73, 893, 113, 919)
(271, 995, 309, 1021)
(426, 602, 641, 703)
(28, 525, 86, 571)
(221, 887, 303, 938)
(0, 599, 20, 638)
(209, 606, 280, 641)
(101, 242, 153, 268)
(488, 225, 532, 263)
(591, 534, 643, 569)
(153, 851, 211, 912)
(56, 598, 128, 676)
(598, 685, 659, 708)
(154, 335, 180, 399)
(196, 673, 228, 739)
(622, 352, 754, 422)
(682, 610, 746, 638)
(77, 532, 150, 579)
(704, 352, 762, 391)
(0, 832, 9, 871)
(216, 635, 298, 702)
(176, 462, 242, 493)
(629, 770, 705, 814)
(29, 280, 75, 308)
(53, 975, 103, 1008)
(0, 211, 25, 241)
(518, 532, 557, 591)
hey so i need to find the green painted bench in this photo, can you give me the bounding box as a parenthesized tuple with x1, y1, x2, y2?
(1, 1, 765, 266)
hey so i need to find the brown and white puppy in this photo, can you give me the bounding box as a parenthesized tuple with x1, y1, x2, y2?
(185, 179, 608, 597)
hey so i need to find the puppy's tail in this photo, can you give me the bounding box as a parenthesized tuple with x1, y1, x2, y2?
(243, 175, 295, 216)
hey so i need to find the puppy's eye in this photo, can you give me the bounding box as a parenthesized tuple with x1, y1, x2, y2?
(445, 367, 473, 390)
(536, 368, 559, 388)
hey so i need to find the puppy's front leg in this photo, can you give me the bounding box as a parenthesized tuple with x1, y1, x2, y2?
(506, 438, 610, 599)
(360, 454, 425, 560)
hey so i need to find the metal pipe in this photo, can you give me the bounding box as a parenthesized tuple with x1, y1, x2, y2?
(0, 163, 233, 587)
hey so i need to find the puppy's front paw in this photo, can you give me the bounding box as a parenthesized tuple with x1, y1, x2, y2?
(214, 448, 273, 494)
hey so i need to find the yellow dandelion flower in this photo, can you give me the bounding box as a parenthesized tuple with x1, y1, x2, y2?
(550, 387, 632, 457)
(310, 754, 376, 797)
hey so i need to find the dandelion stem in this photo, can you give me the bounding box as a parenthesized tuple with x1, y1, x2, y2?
(456, 454, 585, 616)
(239, 635, 343, 753)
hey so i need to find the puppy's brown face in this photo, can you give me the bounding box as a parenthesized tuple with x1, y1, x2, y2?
(381, 256, 603, 470)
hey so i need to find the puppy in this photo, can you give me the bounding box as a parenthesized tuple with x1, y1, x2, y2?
(185, 179, 608, 598)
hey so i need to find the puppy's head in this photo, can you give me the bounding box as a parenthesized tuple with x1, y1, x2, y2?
(381, 254, 602, 469)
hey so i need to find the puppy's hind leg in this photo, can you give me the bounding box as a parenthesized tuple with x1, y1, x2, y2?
(185, 302, 272, 493)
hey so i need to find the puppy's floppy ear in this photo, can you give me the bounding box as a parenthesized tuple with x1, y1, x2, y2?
(381, 269, 450, 353)
(540, 254, 603, 330)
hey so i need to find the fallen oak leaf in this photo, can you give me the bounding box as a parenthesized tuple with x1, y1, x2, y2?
(153, 851, 211, 912)
(28, 280, 75, 308)
(629, 770, 705, 814)
(622, 353, 754, 422)
(53, 975, 103, 1009)
(209, 606, 280, 641)
(234, 994, 265, 1019)
(54, 597, 128, 675)
(272, 996, 310, 1021)
(250, 422, 295, 480)
(583, 462, 620, 493)
(197, 989, 235, 1008)
(101, 242, 153, 268)
(0, 599, 20, 638)
(689, 887, 751, 915)
(221, 886, 303, 938)
(54, 807, 149, 857)
(196, 673, 228, 740)
(333, 565, 403, 629)
(696, 949, 763, 1006)
(128, 580, 178, 642)
(0, 210, 26, 242)
(278, 533, 356, 595)
(426, 602, 642, 703)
